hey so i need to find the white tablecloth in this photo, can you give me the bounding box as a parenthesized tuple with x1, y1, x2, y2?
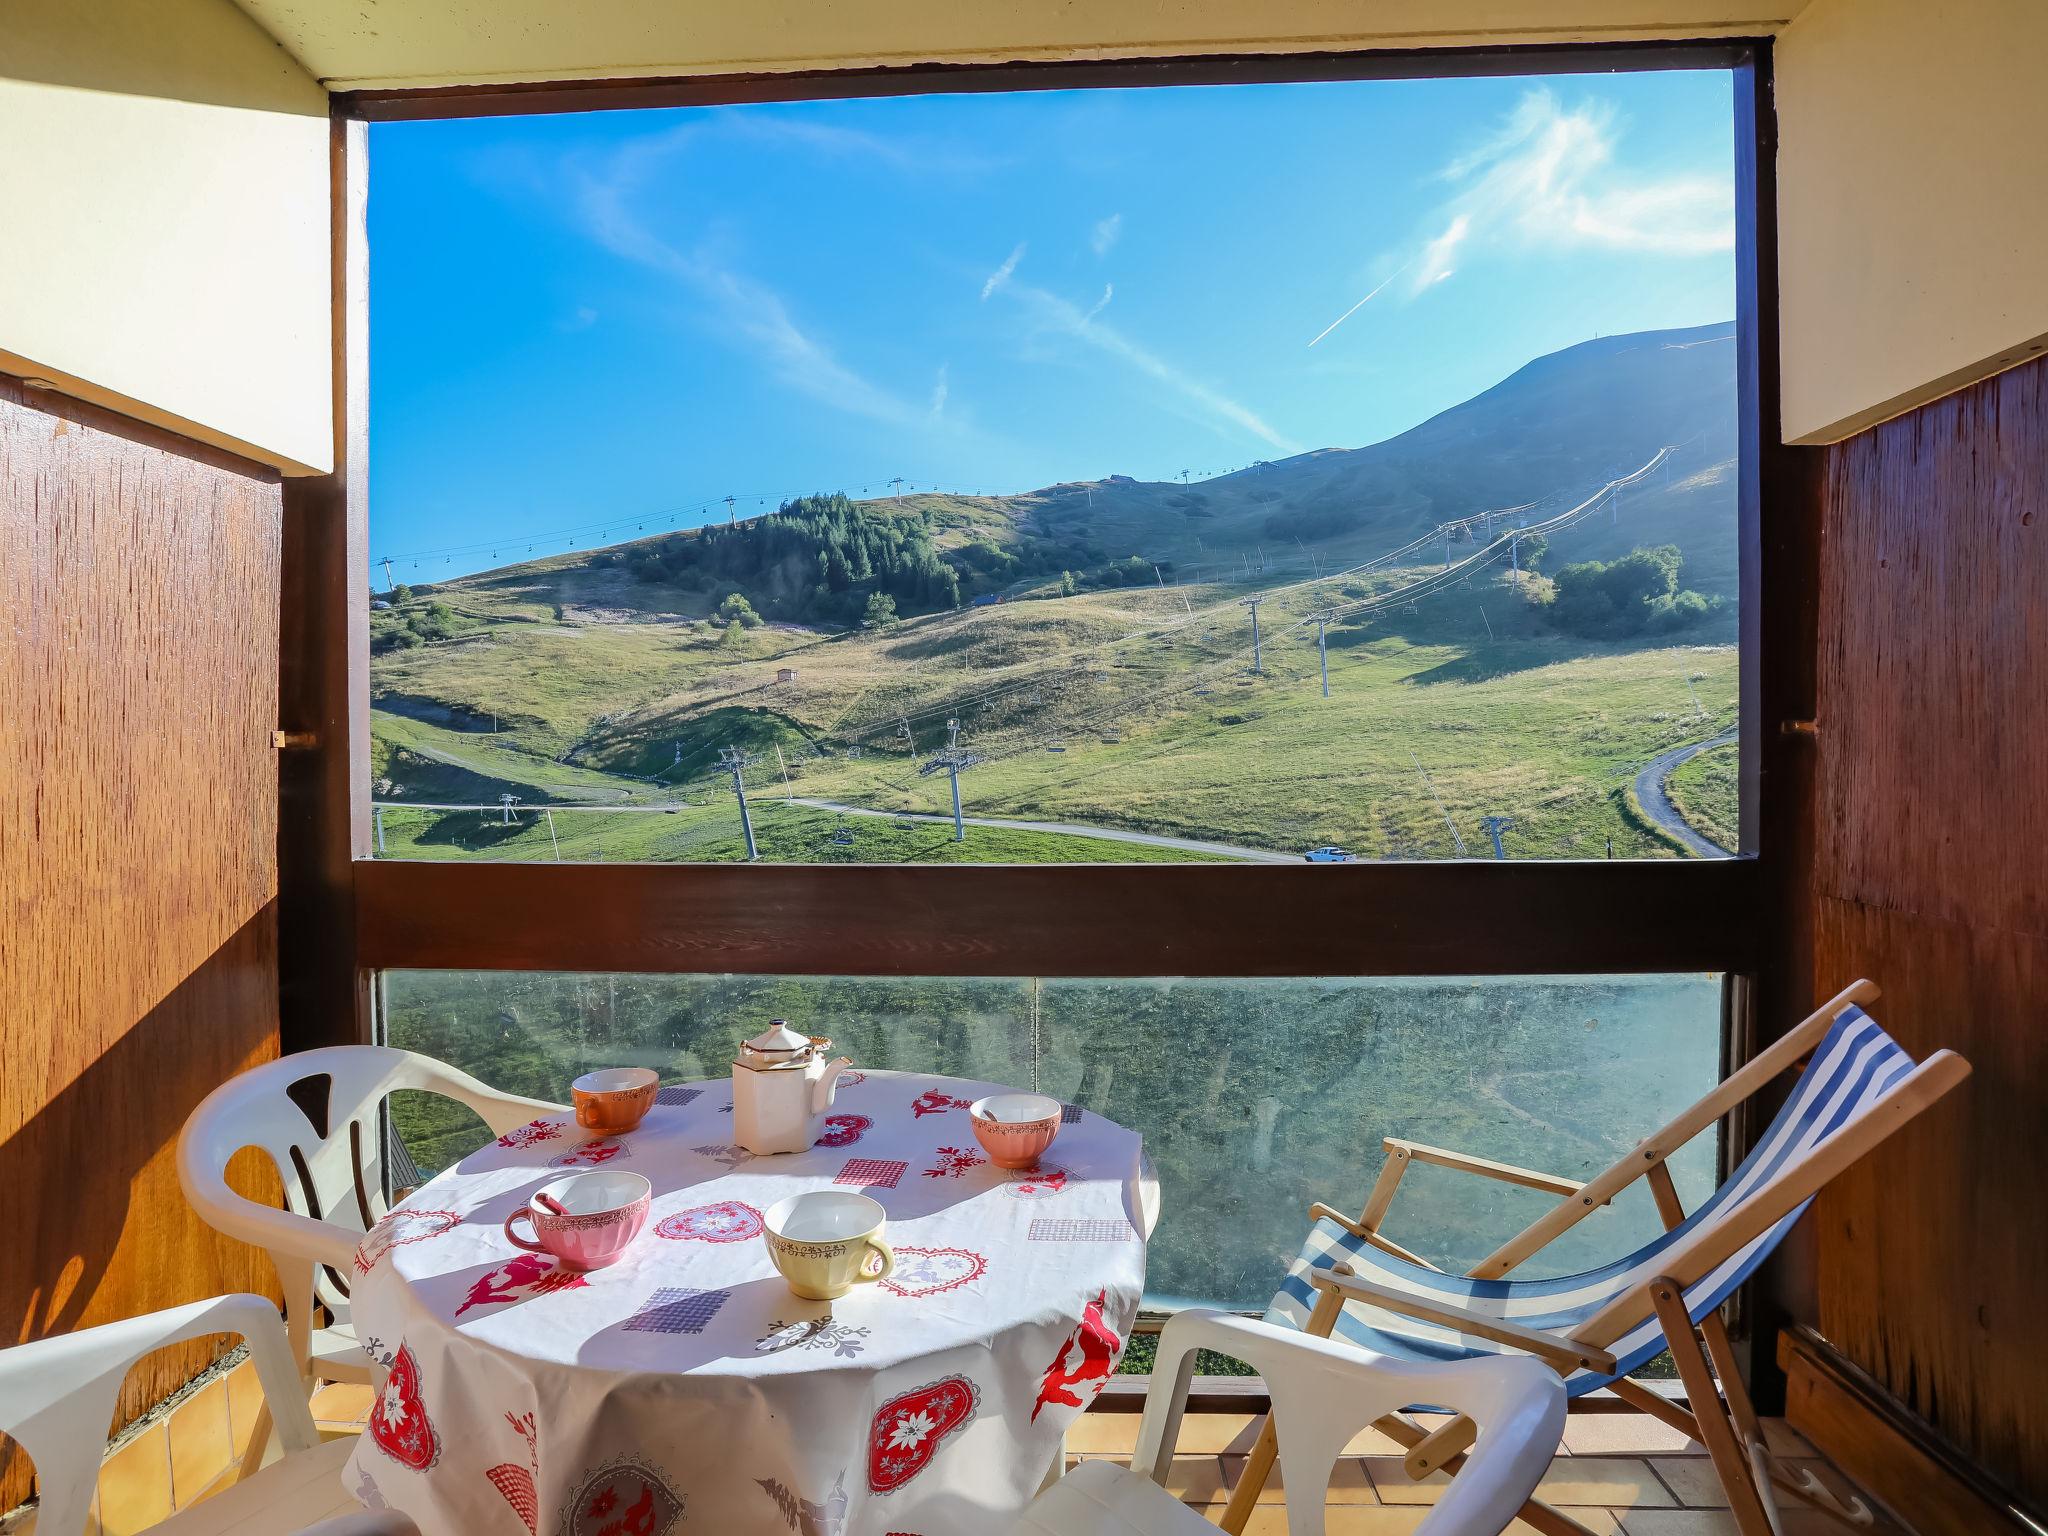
(342, 1069, 1152, 1536)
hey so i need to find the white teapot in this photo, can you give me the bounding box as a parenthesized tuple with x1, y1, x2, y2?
(732, 1021, 852, 1155)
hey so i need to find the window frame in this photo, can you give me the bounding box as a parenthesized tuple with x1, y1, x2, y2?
(287, 37, 1786, 1024)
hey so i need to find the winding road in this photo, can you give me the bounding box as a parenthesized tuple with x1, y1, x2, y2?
(788, 797, 1297, 863)
(1633, 728, 1738, 858)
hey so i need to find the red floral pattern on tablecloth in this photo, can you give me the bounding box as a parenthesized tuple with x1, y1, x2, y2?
(353, 1209, 460, 1274)
(921, 1146, 983, 1179)
(1031, 1290, 1123, 1421)
(497, 1117, 566, 1150)
(455, 1253, 590, 1318)
(654, 1200, 764, 1243)
(816, 1113, 871, 1147)
(368, 1344, 441, 1471)
(866, 1377, 979, 1495)
(484, 1410, 540, 1535)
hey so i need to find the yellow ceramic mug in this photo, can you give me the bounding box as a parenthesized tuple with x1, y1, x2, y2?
(763, 1191, 896, 1300)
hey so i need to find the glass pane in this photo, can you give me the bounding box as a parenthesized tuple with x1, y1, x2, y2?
(367, 70, 1742, 865)
(381, 971, 1720, 1310)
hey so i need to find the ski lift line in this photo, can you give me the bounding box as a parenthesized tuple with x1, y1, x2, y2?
(837, 444, 1679, 745)
(376, 476, 998, 567)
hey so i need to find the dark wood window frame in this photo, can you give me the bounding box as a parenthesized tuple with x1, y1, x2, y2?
(284, 37, 1797, 1019)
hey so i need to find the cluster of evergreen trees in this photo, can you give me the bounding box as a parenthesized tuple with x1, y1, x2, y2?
(1544, 543, 1719, 637)
(610, 493, 961, 626)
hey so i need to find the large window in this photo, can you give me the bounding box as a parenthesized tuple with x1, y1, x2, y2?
(381, 971, 1722, 1310)
(364, 65, 1744, 867)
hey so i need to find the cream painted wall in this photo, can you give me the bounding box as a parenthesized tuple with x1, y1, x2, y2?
(1776, 0, 2048, 443)
(0, 0, 332, 474)
(234, 0, 1808, 91)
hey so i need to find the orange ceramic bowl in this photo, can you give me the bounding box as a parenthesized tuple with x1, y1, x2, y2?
(969, 1092, 1062, 1169)
(572, 1068, 659, 1133)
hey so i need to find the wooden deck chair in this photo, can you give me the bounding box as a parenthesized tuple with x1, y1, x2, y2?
(1220, 980, 1969, 1536)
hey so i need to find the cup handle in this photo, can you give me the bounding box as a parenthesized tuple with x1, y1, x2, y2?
(854, 1237, 895, 1285)
(503, 1206, 547, 1254)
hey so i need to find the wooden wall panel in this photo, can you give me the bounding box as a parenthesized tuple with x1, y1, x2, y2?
(1809, 354, 2048, 1505)
(0, 380, 284, 1507)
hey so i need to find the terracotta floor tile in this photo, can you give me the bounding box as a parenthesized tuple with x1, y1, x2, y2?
(1619, 1512, 1744, 1536)
(308, 1381, 374, 1431)
(1241, 1508, 1427, 1535)
(1511, 1512, 1627, 1535)
(1648, 1455, 1728, 1506)
(167, 1376, 232, 1509)
(1562, 1413, 1704, 1456)
(1537, 1456, 1678, 1510)
(1219, 1454, 1377, 1504)
(97, 1421, 172, 1536)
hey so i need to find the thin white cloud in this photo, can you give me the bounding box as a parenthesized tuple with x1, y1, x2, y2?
(1306, 261, 1408, 347)
(1382, 89, 1733, 302)
(1091, 213, 1123, 257)
(981, 242, 1026, 301)
(998, 279, 1300, 453)
(1084, 283, 1114, 322)
(571, 128, 936, 431)
(929, 364, 950, 419)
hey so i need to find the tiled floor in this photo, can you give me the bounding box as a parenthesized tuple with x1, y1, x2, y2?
(1066, 1408, 1908, 1535)
(71, 1387, 1905, 1536)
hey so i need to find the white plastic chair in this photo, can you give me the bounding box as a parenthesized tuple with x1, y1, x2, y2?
(0, 1292, 418, 1536)
(177, 1046, 562, 1382)
(1008, 1309, 1564, 1536)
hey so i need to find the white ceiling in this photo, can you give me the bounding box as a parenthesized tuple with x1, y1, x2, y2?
(229, 0, 1811, 93)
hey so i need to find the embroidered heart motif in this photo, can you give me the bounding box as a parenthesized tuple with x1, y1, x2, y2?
(880, 1246, 988, 1298)
(550, 1136, 629, 1169)
(1005, 1165, 1071, 1200)
(485, 1464, 537, 1535)
(561, 1459, 683, 1536)
(867, 1376, 979, 1495)
(353, 1208, 460, 1274)
(655, 1200, 764, 1243)
(368, 1344, 440, 1471)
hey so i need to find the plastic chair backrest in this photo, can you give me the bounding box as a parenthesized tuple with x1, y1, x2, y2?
(1136, 1311, 1564, 1536)
(176, 1047, 561, 1354)
(0, 1295, 318, 1536)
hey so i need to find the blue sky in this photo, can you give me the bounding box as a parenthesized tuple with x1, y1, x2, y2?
(370, 69, 1734, 580)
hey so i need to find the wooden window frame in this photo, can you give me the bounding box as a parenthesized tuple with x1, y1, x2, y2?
(283, 38, 1797, 1040)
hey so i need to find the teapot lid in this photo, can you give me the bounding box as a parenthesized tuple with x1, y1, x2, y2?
(743, 1020, 812, 1056)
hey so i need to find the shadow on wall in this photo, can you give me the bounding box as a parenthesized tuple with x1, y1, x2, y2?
(0, 905, 285, 1509)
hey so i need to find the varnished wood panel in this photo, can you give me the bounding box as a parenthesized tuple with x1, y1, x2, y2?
(1809, 355, 2048, 1508)
(0, 381, 284, 1506)
(357, 856, 1761, 978)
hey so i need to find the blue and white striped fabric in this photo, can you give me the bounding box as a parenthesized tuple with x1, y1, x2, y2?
(1264, 1006, 1914, 1394)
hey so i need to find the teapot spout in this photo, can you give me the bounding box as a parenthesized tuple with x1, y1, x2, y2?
(810, 1056, 852, 1115)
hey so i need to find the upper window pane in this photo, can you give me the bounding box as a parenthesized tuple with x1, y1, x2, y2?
(367, 70, 1740, 864)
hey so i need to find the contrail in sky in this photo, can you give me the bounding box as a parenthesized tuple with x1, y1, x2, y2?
(1306, 260, 1411, 347)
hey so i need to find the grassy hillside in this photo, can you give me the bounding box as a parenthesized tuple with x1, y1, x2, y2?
(372, 324, 1742, 863)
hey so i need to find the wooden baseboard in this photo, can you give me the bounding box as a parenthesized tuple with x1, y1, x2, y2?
(1779, 1327, 2040, 1536)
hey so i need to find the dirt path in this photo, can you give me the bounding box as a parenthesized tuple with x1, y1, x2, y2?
(1633, 728, 1737, 858)
(789, 797, 1297, 863)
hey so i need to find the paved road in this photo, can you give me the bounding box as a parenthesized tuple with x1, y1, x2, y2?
(1633, 728, 1738, 858)
(789, 797, 1298, 863)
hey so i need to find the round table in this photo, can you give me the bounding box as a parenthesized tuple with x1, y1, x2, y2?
(342, 1069, 1155, 1536)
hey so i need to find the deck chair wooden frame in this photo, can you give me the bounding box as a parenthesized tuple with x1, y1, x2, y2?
(1220, 980, 1970, 1536)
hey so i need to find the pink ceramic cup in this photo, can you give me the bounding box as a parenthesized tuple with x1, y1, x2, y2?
(969, 1092, 1062, 1170)
(503, 1170, 650, 1270)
